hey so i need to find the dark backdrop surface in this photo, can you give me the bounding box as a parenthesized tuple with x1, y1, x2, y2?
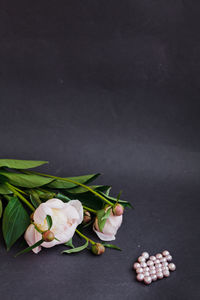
(0, 1, 200, 299)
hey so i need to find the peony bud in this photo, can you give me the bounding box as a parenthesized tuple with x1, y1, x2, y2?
(83, 211, 91, 224)
(112, 204, 124, 216)
(42, 230, 55, 242)
(91, 243, 105, 255)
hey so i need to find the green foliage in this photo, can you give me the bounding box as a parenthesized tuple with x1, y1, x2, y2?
(0, 199, 2, 218)
(62, 240, 88, 254)
(15, 239, 43, 257)
(64, 238, 74, 248)
(0, 171, 54, 188)
(102, 243, 121, 251)
(46, 215, 53, 230)
(97, 207, 112, 232)
(46, 174, 100, 189)
(0, 183, 13, 194)
(0, 159, 48, 169)
(2, 197, 30, 250)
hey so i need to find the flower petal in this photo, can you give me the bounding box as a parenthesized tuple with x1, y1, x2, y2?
(24, 224, 42, 254)
(93, 226, 116, 241)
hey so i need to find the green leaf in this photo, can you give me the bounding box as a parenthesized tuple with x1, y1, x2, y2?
(0, 183, 13, 194)
(56, 193, 71, 202)
(46, 215, 52, 230)
(0, 199, 3, 218)
(46, 174, 100, 189)
(102, 243, 122, 251)
(64, 238, 74, 248)
(62, 240, 88, 254)
(97, 207, 111, 232)
(2, 197, 30, 250)
(0, 171, 54, 188)
(15, 239, 43, 257)
(29, 190, 41, 208)
(65, 185, 110, 194)
(0, 159, 48, 169)
(0, 174, 8, 183)
(99, 191, 133, 208)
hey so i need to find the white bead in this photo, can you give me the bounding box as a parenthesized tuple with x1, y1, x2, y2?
(150, 255, 156, 261)
(157, 271, 163, 279)
(155, 263, 162, 268)
(155, 268, 162, 273)
(162, 250, 170, 257)
(150, 269, 156, 275)
(136, 267, 143, 274)
(162, 266, 169, 272)
(166, 255, 172, 261)
(160, 257, 167, 263)
(133, 262, 140, 270)
(138, 256, 146, 263)
(162, 262, 168, 267)
(143, 271, 150, 277)
(142, 252, 149, 259)
(149, 265, 155, 270)
(140, 262, 147, 268)
(137, 273, 144, 281)
(155, 259, 160, 264)
(156, 253, 163, 259)
(147, 260, 154, 266)
(144, 276, 152, 285)
(151, 274, 157, 281)
(143, 267, 150, 272)
(163, 270, 170, 277)
(168, 263, 176, 271)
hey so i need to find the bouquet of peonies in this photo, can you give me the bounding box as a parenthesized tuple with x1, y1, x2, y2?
(0, 159, 131, 256)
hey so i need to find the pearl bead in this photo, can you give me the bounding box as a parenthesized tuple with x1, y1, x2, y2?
(150, 269, 156, 275)
(163, 270, 170, 277)
(137, 273, 144, 281)
(160, 257, 167, 263)
(143, 267, 150, 272)
(162, 262, 168, 267)
(149, 265, 155, 270)
(168, 263, 176, 271)
(155, 263, 162, 268)
(162, 266, 169, 272)
(138, 256, 146, 263)
(162, 250, 170, 257)
(155, 259, 160, 264)
(151, 274, 157, 281)
(155, 268, 162, 273)
(150, 255, 156, 261)
(156, 253, 163, 259)
(142, 252, 149, 259)
(157, 271, 164, 279)
(133, 262, 141, 270)
(144, 276, 152, 285)
(144, 271, 150, 277)
(147, 260, 154, 266)
(136, 267, 143, 274)
(166, 255, 172, 261)
(140, 262, 147, 268)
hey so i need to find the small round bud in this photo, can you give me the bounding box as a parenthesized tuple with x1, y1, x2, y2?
(112, 204, 124, 216)
(83, 211, 92, 224)
(42, 230, 55, 242)
(91, 243, 105, 255)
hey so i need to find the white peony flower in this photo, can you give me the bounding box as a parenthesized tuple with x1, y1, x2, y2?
(24, 198, 83, 253)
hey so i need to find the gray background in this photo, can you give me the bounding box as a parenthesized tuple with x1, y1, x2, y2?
(0, 1, 200, 299)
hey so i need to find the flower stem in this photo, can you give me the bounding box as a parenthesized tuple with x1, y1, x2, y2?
(83, 205, 97, 214)
(21, 170, 114, 207)
(6, 183, 35, 212)
(75, 229, 95, 245)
